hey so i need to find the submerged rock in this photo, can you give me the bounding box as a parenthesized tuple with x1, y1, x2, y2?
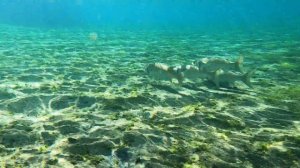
(67, 140, 115, 156)
(123, 132, 147, 147)
(116, 147, 131, 162)
(50, 96, 77, 110)
(0, 89, 16, 100)
(58, 125, 81, 135)
(41, 131, 59, 145)
(6, 96, 43, 115)
(0, 129, 37, 148)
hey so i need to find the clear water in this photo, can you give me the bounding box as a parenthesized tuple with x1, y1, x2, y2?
(0, 1, 299, 167)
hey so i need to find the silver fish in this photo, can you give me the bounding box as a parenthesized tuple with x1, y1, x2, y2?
(145, 63, 184, 84)
(211, 69, 255, 88)
(176, 65, 209, 80)
(193, 56, 244, 73)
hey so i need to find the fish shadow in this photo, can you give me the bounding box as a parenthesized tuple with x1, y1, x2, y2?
(183, 80, 252, 95)
(150, 83, 186, 96)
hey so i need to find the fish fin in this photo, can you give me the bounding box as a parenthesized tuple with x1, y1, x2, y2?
(145, 63, 153, 74)
(202, 58, 209, 64)
(236, 55, 244, 72)
(213, 69, 221, 88)
(243, 69, 256, 88)
(177, 72, 185, 85)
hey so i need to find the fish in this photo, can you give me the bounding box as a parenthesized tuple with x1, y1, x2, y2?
(193, 56, 244, 73)
(211, 69, 255, 88)
(145, 57, 253, 89)
(145, 63, 184, 84)
(175, 65, 209, 80)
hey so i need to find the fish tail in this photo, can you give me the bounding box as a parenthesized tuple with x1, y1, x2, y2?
(145, 63, 154, 74)
(236, 55, 244, 72)
(243, 69, 255, 88)
(177, 75, 184, 85)
(212, 69, 222, 88)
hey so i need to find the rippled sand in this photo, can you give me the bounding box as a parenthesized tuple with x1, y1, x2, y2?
(0, 25, 299, 167)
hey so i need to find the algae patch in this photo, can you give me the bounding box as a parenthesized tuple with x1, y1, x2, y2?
(263, 86, 300, 111)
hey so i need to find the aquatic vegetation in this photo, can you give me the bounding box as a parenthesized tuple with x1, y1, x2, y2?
(182, 103, 205, 113)
(278, 62, 296, 70)
(83, 155, 105, 165)
(38, 145, 48, 153)
(39, 82, 62, 92)
(263, 86, 300, 111)
(46, 158, 58, 165)
(129, 88, 139, 98)
(0, 144, 6, 153)
(255, 142, 272, 153)
(226, 119, 246, 128)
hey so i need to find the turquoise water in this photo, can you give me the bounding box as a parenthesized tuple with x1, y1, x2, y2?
(0, 1, 300, 167)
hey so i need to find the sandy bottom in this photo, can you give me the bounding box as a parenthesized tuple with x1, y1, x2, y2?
(0, 25, 300, 167)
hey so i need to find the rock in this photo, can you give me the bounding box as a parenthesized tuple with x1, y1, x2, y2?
(46, 158, 58, 165)
(6, 96, 43, 115)
(116, 147, 131, 162)
(67, 140, 115, 156)
(89, 128, 122, 138)
(41, 131, 58, 145)
(77, 96, 96, 108)
(50, 96, 77, 110)
(7, 120, 33, 132)
(0, 89, 16, 100)
(58, 125, 81, 135)
(123, 132, 147, 147)
(43, 124, 56, 130)
(87, 141, 114, 156)
(0, 129, 36, 147)
(54, 120, 80, 127)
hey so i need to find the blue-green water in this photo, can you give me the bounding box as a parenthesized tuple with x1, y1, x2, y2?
(0, 1, 300, 167)
(1, 0, 300, 30)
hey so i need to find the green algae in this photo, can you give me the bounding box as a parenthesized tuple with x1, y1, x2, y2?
(182, 103, 206, 113)
(37, 145, 48, 153)
(263, 86, 300, 111)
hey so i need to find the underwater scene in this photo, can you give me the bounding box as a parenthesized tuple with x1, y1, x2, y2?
(0, 0, 300, 167)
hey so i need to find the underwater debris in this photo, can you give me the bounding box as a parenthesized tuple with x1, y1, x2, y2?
(89, 32, 98, 41)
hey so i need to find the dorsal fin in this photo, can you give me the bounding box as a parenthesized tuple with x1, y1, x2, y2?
(242, 68, 256, 88)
